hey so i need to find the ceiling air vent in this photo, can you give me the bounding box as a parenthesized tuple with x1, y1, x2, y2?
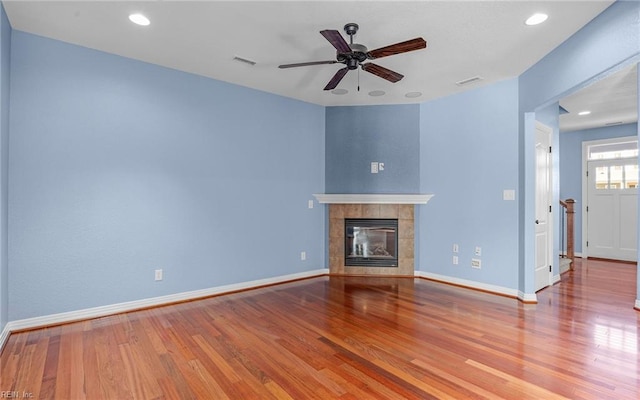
(233, 56, 257, 66)
(456, 76, 484, 86)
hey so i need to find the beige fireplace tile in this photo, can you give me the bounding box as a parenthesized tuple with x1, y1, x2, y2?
(329, 204, 344, 220)
(399, 239, 414, 258)
(329, 257, 344, 273)
(379, 204, 399, 218)
(399, 205, 414, 220)
(398, 258, 415, 273)
(360, 204, 380, 218)
(345, 204, 362, 217)
(329, 218, 344, 239)
(329, 239, 343, 259)
(399, 219, 414, 239)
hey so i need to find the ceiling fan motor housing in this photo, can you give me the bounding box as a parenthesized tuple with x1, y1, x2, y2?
(336, 43, 369, 69)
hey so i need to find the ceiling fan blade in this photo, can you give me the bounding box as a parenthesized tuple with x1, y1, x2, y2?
(367, 38, 427, 59)
(361, 63, 404, 83)
(324, 67, 349, 90)
(320, 30, 351, 53)
(279, 60, 338, 69)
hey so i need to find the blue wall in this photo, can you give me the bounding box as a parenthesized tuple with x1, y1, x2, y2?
(8, 32, 325, 320)
(419, 78, 520, 289)
(559, 123, 639, 254)
(325, 105, 420, 194)
(0, 5, 10, 333)
(518, 0, 640, 295)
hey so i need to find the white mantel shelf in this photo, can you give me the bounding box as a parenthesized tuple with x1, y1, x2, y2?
(313, 194, 434, 205)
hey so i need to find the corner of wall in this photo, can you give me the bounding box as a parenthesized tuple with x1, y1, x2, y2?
(0, 0, 12, 336)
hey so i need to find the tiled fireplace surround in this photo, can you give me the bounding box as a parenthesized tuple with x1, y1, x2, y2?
(328, 203, 416, 276)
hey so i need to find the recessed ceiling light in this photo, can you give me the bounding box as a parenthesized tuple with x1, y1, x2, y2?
(331, 89, 348, 95)
(525, 13, 548, 26)
(405, 92, 422, 98)
(578, 111, 591, 116)
(368, 90, 385, 97)
(129, 13, 150, 26)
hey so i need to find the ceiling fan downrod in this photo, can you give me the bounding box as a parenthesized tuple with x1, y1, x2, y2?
(344, 23, 359, 45)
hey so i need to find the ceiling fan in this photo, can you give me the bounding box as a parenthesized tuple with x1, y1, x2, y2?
(279, 23, 427, 91)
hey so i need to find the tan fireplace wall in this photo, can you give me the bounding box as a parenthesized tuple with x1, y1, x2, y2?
(328, 204, 415, 276)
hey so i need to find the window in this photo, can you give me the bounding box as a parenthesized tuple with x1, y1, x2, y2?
(588, 140, 638, 191)
(594, 164, 639, 190)
(588, 141, 638, 161)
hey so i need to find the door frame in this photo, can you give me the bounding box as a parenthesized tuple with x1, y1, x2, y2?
(581, 136, 638, 259)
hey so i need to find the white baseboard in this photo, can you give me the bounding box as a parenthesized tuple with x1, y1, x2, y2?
(635, 299, 640, 310)
(414, 271, 536, 302)
(518, 291, 538, 303)
(552, 274, 561, 284)
(0, 323, 10, 353)
(0, 268, 329, 350)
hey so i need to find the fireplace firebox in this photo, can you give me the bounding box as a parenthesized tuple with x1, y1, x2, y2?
(345, 218, 398, 267)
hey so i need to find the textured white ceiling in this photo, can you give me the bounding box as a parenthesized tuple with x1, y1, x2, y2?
(4, 0, 634, 131)
(560, 64, 638, 132)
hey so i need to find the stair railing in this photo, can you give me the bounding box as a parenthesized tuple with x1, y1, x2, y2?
(559, 199, 576, 270)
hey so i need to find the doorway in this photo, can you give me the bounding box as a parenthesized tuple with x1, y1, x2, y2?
(583, 138, 638, 262)
(535, 122, 553, 291)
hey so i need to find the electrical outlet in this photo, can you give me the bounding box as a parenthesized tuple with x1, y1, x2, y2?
(453, 255, 459, 265)
(371, 162, 379, 174)
(471, 259, 481, 269)
(453, 244, 459, 253)
(301, 251, 306, 261)
(308, 200, 314, 209)
(155, 269, 163, 281)
(475, 246, 482, 256)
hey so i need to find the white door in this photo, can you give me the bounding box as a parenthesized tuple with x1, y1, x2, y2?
(586, 160, 638, 261)
(534, 122, 552, 291)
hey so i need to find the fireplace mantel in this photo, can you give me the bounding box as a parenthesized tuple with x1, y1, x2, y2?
(313, 193, 433, 205)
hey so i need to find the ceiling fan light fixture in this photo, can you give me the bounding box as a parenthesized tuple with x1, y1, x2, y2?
(129, 13, 150, 26)
(525, 13, 548, 26)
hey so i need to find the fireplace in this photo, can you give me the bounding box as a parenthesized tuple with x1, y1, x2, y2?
(345, 218, 398, 267)
(314, 194, 433, 277)
(325, 203, 416, 276)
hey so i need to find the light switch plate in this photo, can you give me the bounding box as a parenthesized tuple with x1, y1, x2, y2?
(503, 189, 516, 201)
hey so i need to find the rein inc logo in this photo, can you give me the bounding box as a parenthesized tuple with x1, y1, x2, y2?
(0, 391, 33, 398)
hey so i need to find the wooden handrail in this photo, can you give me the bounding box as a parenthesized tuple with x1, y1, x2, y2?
(560, 199, 576, 270)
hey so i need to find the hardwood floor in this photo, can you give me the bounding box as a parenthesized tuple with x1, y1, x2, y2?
(1, 258, 638, 399)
